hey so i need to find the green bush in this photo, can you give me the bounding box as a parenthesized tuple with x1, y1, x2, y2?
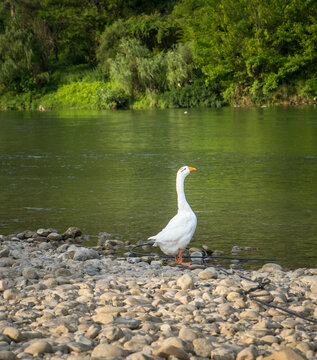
(133, 81, 223, 109)
(40, 81, 129, 110)
(156, 81, 222, 108)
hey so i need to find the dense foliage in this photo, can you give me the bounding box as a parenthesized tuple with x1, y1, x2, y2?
(0, 0, 316, 110)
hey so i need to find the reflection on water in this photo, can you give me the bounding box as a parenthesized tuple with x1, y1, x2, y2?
(0, 107, 317, 269)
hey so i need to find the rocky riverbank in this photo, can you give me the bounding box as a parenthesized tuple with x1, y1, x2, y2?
(0, 228, 316, 360)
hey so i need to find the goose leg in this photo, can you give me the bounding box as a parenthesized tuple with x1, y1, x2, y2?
(175, 248, 191, 266)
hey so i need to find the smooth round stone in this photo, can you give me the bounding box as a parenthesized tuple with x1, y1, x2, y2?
(176, 274, 195, 290)
(22, 267, 39, 280)
(198, 268, 218, 280)
(179, 327, 198, 341)
(261, 263, 283, 272)
(193, 338, 214, 357)
(156, 345, 190, 360)
(37, 228, 51, 237)
(24, 340, 53, 355)
(3, 327, 22, 342)
(0, 280, 8, 291)
(3, 289, 19, 300)
(0, 350, 16, 360)
(47, 232, 63, 241)
(91, 344, 128, 358)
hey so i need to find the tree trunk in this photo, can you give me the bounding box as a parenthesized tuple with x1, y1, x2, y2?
(10, 3, 15, 17)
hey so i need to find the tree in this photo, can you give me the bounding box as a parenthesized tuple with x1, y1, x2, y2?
(0, 0, 52, 91)
(174, 0, 317, 103)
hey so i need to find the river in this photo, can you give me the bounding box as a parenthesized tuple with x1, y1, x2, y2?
(1, 107, 316, 269)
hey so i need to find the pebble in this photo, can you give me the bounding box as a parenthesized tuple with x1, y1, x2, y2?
(24, 340, 53, 355)
(198, 267, 218, 280)
(22, 267, 39, 280)
(0, 228, 316, 360)
(176, 273, 195, 290)
(91, 343, 129, 358)
(2, 327, 22, 342)
(0, 351, 16, 360)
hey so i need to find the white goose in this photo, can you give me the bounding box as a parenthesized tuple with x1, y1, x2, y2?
(148, 166, 197, 266)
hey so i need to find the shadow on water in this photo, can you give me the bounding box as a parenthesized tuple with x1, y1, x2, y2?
(0, 107, 317, 269)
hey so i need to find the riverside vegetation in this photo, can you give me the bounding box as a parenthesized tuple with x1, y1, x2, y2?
(0, 227, 317, 359)
(0, 0, 317, 110)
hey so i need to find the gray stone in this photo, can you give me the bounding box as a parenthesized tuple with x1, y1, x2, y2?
(36, 228, 51, 237)
(47, 232, 63, 241)
(261, 263, 283, 272)
(0, 248, 10, 258)
(85, 324, 100, 339)
(22, 267, 39, 280)
(0, 350, 16, 360)
(54, 268, 72, 277)
(68, 341, 92, 352)
(114, 317, 141, 329)
(100, 326, 124, 341)
(63, 227, 82, 239)
(73, 247, 99, 261)
(193, 338, 214, 357)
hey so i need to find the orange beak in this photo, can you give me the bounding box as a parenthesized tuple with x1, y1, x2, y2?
(188, 167, 196, 172)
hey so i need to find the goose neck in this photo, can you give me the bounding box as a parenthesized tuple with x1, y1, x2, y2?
(176, 174, 189, 211)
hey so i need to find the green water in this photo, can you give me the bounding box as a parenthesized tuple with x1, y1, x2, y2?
(1, 107, 317, 269)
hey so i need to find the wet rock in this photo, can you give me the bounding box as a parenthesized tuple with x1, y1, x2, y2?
(37, 228, 51, 237)
(63, 226, 82, 239)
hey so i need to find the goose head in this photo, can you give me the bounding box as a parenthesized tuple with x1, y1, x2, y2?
(177, 165, 196, 178)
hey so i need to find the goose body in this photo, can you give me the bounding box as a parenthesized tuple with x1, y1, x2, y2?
(148, 166, 197, 265)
